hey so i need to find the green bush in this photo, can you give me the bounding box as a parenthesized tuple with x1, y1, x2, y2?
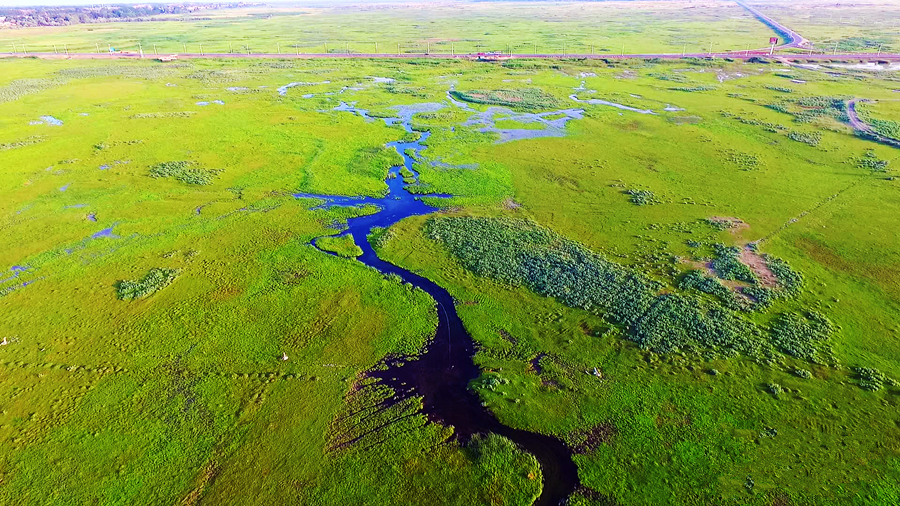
(149, 161, 222, 185)
(449, 88, 561, 111)
(710, 244, 757, 283)
(116, 268, 180, 300)
(624, 189, 659, 206)
(770, 311, 834, 361)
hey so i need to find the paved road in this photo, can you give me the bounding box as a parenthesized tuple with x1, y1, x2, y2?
(2, 51, 900, 61)
(734, 0, 808, 49)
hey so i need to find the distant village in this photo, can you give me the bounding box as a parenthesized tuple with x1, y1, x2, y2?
(0, 3, 262, 28)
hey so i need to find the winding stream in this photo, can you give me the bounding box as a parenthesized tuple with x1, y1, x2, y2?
(294, 104, 579, 505)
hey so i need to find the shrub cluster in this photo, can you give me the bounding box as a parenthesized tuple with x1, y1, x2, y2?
(788, 130, 822, 146)
(427, 217, 768, 356)
(450, 88, 561, 111)
(624, 189, 659, 206)
(854, 151, 890, 172)
(710, 244, 757, 283)
(0, 135, 45, 151)
(852, 367, 898, 391)
(116, 268, 180, 300)
(770, 311, 834, 362)
(428, 217, 831, 359)
(670, 85, 717, 92)
(149, 161, 222, 185)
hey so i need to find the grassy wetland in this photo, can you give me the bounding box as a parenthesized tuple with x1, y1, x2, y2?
(0, 1, 779, 56)
(1, 38, 900, 506)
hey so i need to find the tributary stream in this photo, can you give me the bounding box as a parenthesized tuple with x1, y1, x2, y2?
(294, 104, 580, 505)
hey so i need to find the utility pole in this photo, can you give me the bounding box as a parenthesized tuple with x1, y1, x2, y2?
(833, 40, 838, 55)
(397, 43, 400, 55)
(451, 43, 454, 56)
(375, 42, 378, 53)
(96, 43, 100, 54)
(199, 43, 203, 56)
(683, 43, 687, 57)
(507, 42, 510, 55)
(533, 42, 536, 54)
(154, 44, 158, 55)
(591, 44, 594, 55)
(23, 45, 27, 55)
(877, 43, 882, 56)
(247, 45, 251, 55)
(139, 42, 143, 58)
(10, 44, 15, 54)
(708, 41, 712, 55)
(64, 44, 68, 57)
(746, 43, 750, 56)
(347, 42, 350, 54)
(427, 42, 430, 54)
(229, 42, 233, 54)
(563, 44, 566, 56)
(54, 44, 58, 54)
(324, 43, 327, 54)
(277, 43, 280, 54)
(621, 44, 625, 56)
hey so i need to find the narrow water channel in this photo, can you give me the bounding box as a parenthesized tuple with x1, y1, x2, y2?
(294, 104, 579, 505)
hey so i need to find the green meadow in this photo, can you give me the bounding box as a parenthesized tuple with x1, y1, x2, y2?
(0, 1, 779, 56)
(0, 51, 899, 506)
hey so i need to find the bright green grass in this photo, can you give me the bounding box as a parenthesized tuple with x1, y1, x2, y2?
(316, 233, 363, 258)
(1, 54, 899, 506)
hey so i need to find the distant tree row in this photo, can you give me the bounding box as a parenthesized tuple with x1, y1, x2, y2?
(0, 3, 259, 28)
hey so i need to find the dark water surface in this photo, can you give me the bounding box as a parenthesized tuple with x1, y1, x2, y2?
(294, 104, 579, 505)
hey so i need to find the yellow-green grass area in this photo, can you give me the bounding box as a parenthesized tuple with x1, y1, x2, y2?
(316, 233, 364, 257)
(1, 54, 899, 506)
(0, 1, 778, 56)
(0, 57, 544, 506)
(751, 0, 900, 53)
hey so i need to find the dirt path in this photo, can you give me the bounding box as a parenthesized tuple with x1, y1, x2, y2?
(847, 99, 900, 148)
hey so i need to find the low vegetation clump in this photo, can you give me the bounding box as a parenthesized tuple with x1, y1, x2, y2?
(116, 268, 180, 300)
(770, 311, 834, 362)
(450, 88, 561, 111)
(710, 244, 757, 283)
(679, 270, 742, 310)
(149, 161, 222, 185)
(793, 368, 812, 379)
(788, 130, 823, 147)
(766, 86, 794, 94)
(720, 149, 762, 171)
(852, 367, 897, 391)
(720, 111, 787, 132)
(670, 85, 717, 92)
(624, 189, 659, 205)
(0, 136, 45, 151)
(316, 234, 364, 258)
(0, 77, 65, 103)
(428, 216, 787, 357)
(130, 111, 196, 119)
